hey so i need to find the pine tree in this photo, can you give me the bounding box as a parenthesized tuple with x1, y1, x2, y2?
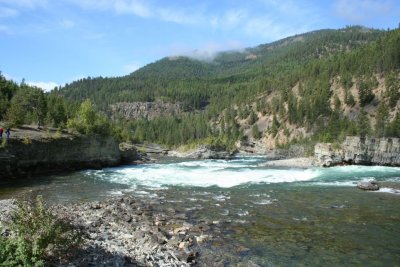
(357, 108, 371, 137)
(252, 124, 261, 139)
(375, 102, 389, 137)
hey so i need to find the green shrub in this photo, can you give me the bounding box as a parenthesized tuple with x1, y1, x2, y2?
(0, 196, 81, 266)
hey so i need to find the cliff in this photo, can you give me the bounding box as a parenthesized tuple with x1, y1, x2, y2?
(314, 136, 400, 167)
(0, 135, 140, 179)
(108, 101, 182, 120)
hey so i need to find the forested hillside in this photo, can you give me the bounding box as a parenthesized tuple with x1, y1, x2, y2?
(2, 26, 399, 149)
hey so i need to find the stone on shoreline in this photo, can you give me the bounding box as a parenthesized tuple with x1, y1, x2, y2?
(42, 195, 222, 266)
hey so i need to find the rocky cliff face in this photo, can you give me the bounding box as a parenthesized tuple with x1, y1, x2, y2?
(108, 101, 182, 120)
(0, 136, 139, 179)
(314, 136, 400, 167)
(237, 139, 307, 159)
(169, 145, 235, 159)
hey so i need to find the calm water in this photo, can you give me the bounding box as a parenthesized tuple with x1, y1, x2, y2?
(1, 156, 400, 266)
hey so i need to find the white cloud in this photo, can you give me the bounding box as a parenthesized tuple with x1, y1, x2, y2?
(2, 73, 58, 91)
(0, 24, 10, 33)
(211, 9, 248, 30)
(243, 17, 306, 40)
(71, 0, 152, 17)
(0, 0, 48, 9)
(335, 0, 393, 23)
(67, 0, 322, 43)
(83, 32, 106, 40)
(27, 81, 58, 92)
(259, 0, 298, 15)
(123, 62, 141, 73)
(60, 19, 75, 29)
(157, 7, 200, 25)
(114, 0, 152, 17)
(168, 40, 245, 61)
(0, 7, 18, 17)
(69, 0, 205, 26)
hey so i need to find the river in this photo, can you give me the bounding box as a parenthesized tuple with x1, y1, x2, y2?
(1, 156, 400, 266)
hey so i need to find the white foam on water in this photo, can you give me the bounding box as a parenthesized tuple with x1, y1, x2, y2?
(109, 190, 123, 195)
(103, 162, 320, 188)
(238, 210, 249, 216)
(213, 195, 230, 201)
(253, 199, 274, 205)
(221, 209, 230, 216)
(311, 181, 357, 187)
(95, 158, 400, 189)
(375, 187, 400, 194)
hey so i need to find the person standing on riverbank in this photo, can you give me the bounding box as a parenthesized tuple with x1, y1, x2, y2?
(0, 127, 3, 139)
(5, 128, 10, 139)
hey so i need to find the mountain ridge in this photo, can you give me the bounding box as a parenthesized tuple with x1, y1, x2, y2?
(53, 26, 400, 147)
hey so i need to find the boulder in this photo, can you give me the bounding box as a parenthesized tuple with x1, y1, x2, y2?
(357, 181, 380, 191)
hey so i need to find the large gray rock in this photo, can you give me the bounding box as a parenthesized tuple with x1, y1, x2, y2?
(170, 145, 235, 159)
(314, 137, 400, 167)
(357, 181, 380, 191)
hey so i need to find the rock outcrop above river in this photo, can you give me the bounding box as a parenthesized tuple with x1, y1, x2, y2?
(169, 145, 235, 159)
(0, 134, 142, 179)
(108, 101, 182, 120)
(314, 136, 400, 167)
(237, 139, 307, 159)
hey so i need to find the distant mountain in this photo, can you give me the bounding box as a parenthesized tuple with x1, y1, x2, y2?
(55, 26, 400, 147)
(58, 26, 384, 107)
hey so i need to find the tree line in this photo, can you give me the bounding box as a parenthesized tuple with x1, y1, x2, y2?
(1, 27, 399, 148)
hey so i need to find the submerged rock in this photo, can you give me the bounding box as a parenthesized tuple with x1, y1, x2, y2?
(357, 181, 380, 191)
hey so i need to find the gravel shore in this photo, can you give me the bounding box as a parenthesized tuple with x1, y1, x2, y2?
(1, 196, 228, 266)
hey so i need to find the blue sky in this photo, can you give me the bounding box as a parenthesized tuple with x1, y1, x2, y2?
(0, 0, 399, 91)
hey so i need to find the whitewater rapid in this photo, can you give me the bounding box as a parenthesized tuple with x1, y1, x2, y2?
(86, 157, 400, 189)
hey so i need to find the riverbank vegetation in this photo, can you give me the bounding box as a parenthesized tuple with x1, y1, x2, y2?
(0, 196, 80, 266)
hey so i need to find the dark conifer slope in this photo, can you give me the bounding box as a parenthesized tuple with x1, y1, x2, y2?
(55, 26, 400, 147)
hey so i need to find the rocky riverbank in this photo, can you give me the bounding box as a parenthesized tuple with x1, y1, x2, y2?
(0, 195, 241, 267)
(0, 127, 144, 179)
(169, 144, 235, 159)
(314, 136, 400, 167)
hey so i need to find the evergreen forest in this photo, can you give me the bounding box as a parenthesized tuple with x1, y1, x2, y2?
(1, 26, 400, 149)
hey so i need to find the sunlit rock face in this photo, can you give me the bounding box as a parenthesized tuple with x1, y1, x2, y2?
(315, 137, 400, 167)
